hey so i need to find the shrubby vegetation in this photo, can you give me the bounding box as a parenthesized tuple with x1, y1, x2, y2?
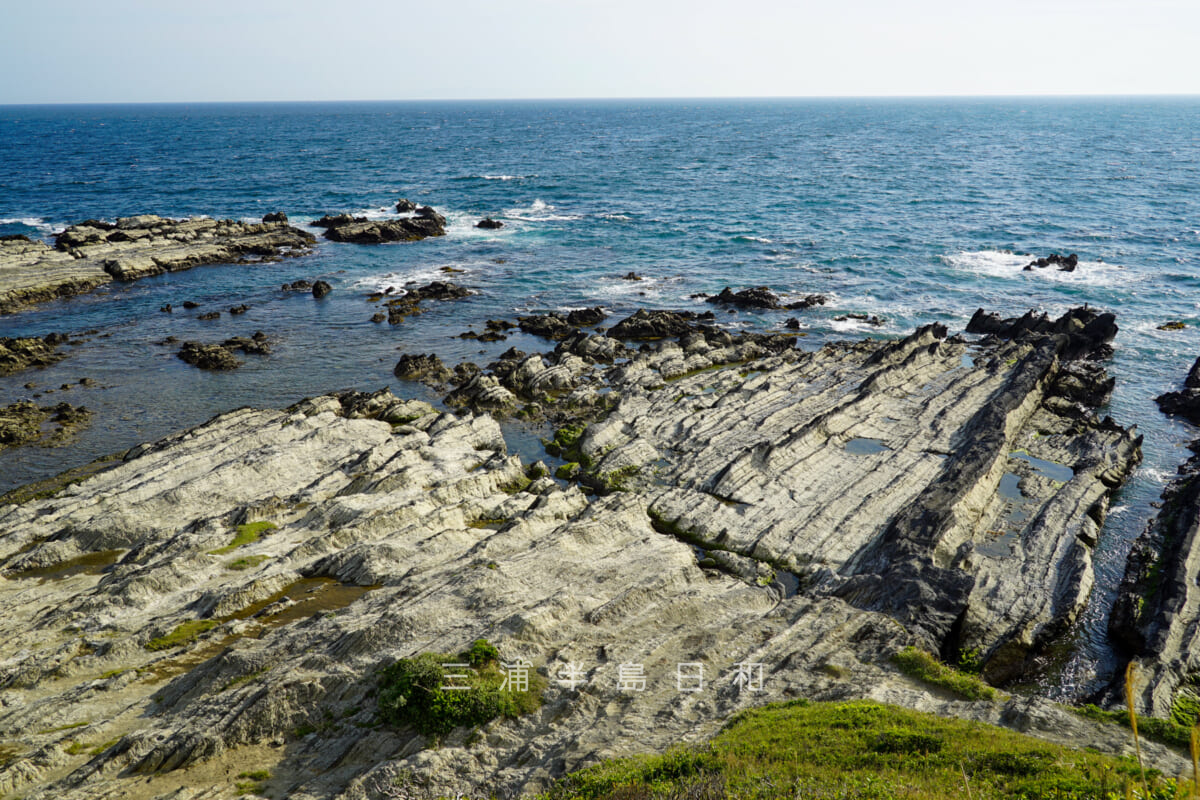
(377, 639, 544, 736)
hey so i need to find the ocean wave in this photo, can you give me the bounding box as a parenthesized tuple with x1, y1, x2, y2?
(454, 174, 537, 182)
(351, 266, 469, 293)
(943, 249, 1135, 286)
(732, 235, 772, 244)
(600, 213, 632, 221)
(0, 216, 59, 234)
(505, 199, 582, 223)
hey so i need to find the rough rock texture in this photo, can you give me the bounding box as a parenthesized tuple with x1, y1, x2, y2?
(0, 334, 69, 376)
(1154, 355, 1200, 424)
(0, 216, 315, 314)
(0, 372, 1172, 800)
(1110, 356, 1200, 719)
(176, 334, 270, 371)
(574, 310, 1140, 683)
(317, 207, 446, 244)
(381, 282, 471, 324)
(0, 400, 92, 451)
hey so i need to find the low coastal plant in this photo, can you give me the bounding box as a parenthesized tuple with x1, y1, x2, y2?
(377, 638, 543, 736)
(891, 646, 997, 701)
(144, 619, 218, 651)
(537, 699, 1177, 800)
(207, 521, 277, 555)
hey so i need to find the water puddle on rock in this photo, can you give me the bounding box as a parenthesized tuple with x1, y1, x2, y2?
(845, 437, 890, 456)
(142, 578, 378, 684)
(13, 550, 123, 583)
(1010, 451, 1075, 483)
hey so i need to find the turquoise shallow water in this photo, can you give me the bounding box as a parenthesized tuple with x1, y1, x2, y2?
(2, 98, 1199, 698)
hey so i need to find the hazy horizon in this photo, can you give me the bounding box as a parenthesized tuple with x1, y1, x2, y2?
(2, 0, 1197, 105)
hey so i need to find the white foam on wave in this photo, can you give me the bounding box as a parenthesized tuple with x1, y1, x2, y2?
(351, 265, 468, 294)
(944, 250, 1135, 286)
(0, 216, 59, 235)
(732, 235, 772, 244)
(505, 199, 582, 223)
(600, 213, 632, 221)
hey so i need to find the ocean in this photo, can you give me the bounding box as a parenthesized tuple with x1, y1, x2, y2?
(2, 97, 1199, 698)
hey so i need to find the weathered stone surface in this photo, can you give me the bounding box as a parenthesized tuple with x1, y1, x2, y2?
(0, 216, 315, 314)
(576, 310, 1140, 683)
(475, 218, 504, 229)
(393, 353, 452, 386)
(1154, 355, 1200, 424)
(0, 376, 1173, 799)
(311, 280, 332, 299)
(382, 281, 471, 324)
(320, 209, 446, 244)
(606, 309, 716, 340)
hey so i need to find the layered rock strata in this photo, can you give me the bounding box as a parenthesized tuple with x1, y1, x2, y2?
(0, 312, 1159, 799)
(0, 216, 315, 314)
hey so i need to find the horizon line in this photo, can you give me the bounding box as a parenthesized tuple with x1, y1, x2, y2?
(3, 92, 1200, 108)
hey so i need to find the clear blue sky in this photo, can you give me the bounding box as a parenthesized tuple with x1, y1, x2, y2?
(1, 0, 1197, 104)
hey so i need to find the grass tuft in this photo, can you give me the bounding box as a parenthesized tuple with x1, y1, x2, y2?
(207, 521, 277, 555)
(891, 646, 997, 702)
(144, 619, 218, 651)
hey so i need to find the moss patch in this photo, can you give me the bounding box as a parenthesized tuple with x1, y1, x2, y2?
(207, 521, 277, 555)
(144, 620, 219, 652)
(225, 554, 269, 571)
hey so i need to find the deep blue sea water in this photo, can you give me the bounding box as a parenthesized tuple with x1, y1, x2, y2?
(2, 98, 1199, 698)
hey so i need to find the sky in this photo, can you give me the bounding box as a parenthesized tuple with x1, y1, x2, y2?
(1, 0, 1197, 104)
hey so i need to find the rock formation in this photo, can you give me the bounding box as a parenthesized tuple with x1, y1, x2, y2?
(0, 311, 1172, 799)
(0, 334, 70, 376)
(0, 216, 315, 314)
(0, 400, 91, 451)
(314, 206, 447, 244)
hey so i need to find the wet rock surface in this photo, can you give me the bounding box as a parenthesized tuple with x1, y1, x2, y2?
(316, 206, 447, 243)
(0, 215, 316, 314)
(0, 312, 1178, 799)
(177, 333, 271, 371)
(0, 335, 70, 376)
(0, 400, 92, 451)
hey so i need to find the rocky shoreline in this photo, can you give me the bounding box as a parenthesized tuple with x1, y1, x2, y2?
(0, 215, 315, 314)
(0, 298, 1186, 799)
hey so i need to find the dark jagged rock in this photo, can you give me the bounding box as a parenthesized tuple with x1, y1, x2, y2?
(1154, 356, 1200, 424)
(567, 307, 607, 327)
(785, 294, 827, 310)
(282, 280, 312, 292)
(370, 312, 386, 323)
(221, 332, 271, 356)
(784, 317, 801, 330)
(606, 309, 716, 340)
(622, 271, 643, 281)
(395, 198, 417, 213)
(415, 206, 447, 226)
(229, 304, 249, 315)
(1024, 253, 1079, 272)
(706, 286, 782, 309)
(835, 313, 883, 326)
(160, 304, 172, 313)
(309, 214, 360, 229)
(262, 212, 288, 224)
(312, 281, 332, 299)
(1158, 321, 1186, 331)
(0, 335, 69, 377)
(966, 307, 1118, 361)
(177, 342, 242, 371)
(384, 282, 471, 324)
(323, 216, 446, 244)
(197, 311, 220, 321)
(182, 301, 199, 309)
(393, 353, 452, 386)
(2, 215, 314, 313)
(475, 218, 504, 229)
(518, 314, 573, 340)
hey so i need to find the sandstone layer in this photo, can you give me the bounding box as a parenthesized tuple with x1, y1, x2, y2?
(0, 216, 315, 314)
(0, 312, 1166, 800)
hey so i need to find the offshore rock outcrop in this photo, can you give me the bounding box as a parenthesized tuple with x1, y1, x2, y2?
(0, 312, 1162, 799)
(314, 206, 447, 244)
(0, 215, 315, 314)
(0, 400, 92, 451)
(0, 334, 70, 376)
(1154, 355, 1200, 424)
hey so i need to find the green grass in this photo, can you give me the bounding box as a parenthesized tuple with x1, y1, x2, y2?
(225, 554, 269, 571)
(1074, 703, 1193, 750)
(891, 647, 997, 702)
(235, 769, 271, 796)
(144, 619, 219, 652)
(207, 521, 277, 555)
(538, 699, 1179, 800)
(377, 638, 544, 736)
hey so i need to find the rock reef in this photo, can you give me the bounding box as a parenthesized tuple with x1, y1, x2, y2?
(0, 310, 1170, 799)
(0, 215, 315, 314)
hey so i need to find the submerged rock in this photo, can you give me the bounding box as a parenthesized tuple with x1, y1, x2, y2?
(176, 342, 243, 371)
(0, 400, 91, 451)
(0, 334, 69, 376)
